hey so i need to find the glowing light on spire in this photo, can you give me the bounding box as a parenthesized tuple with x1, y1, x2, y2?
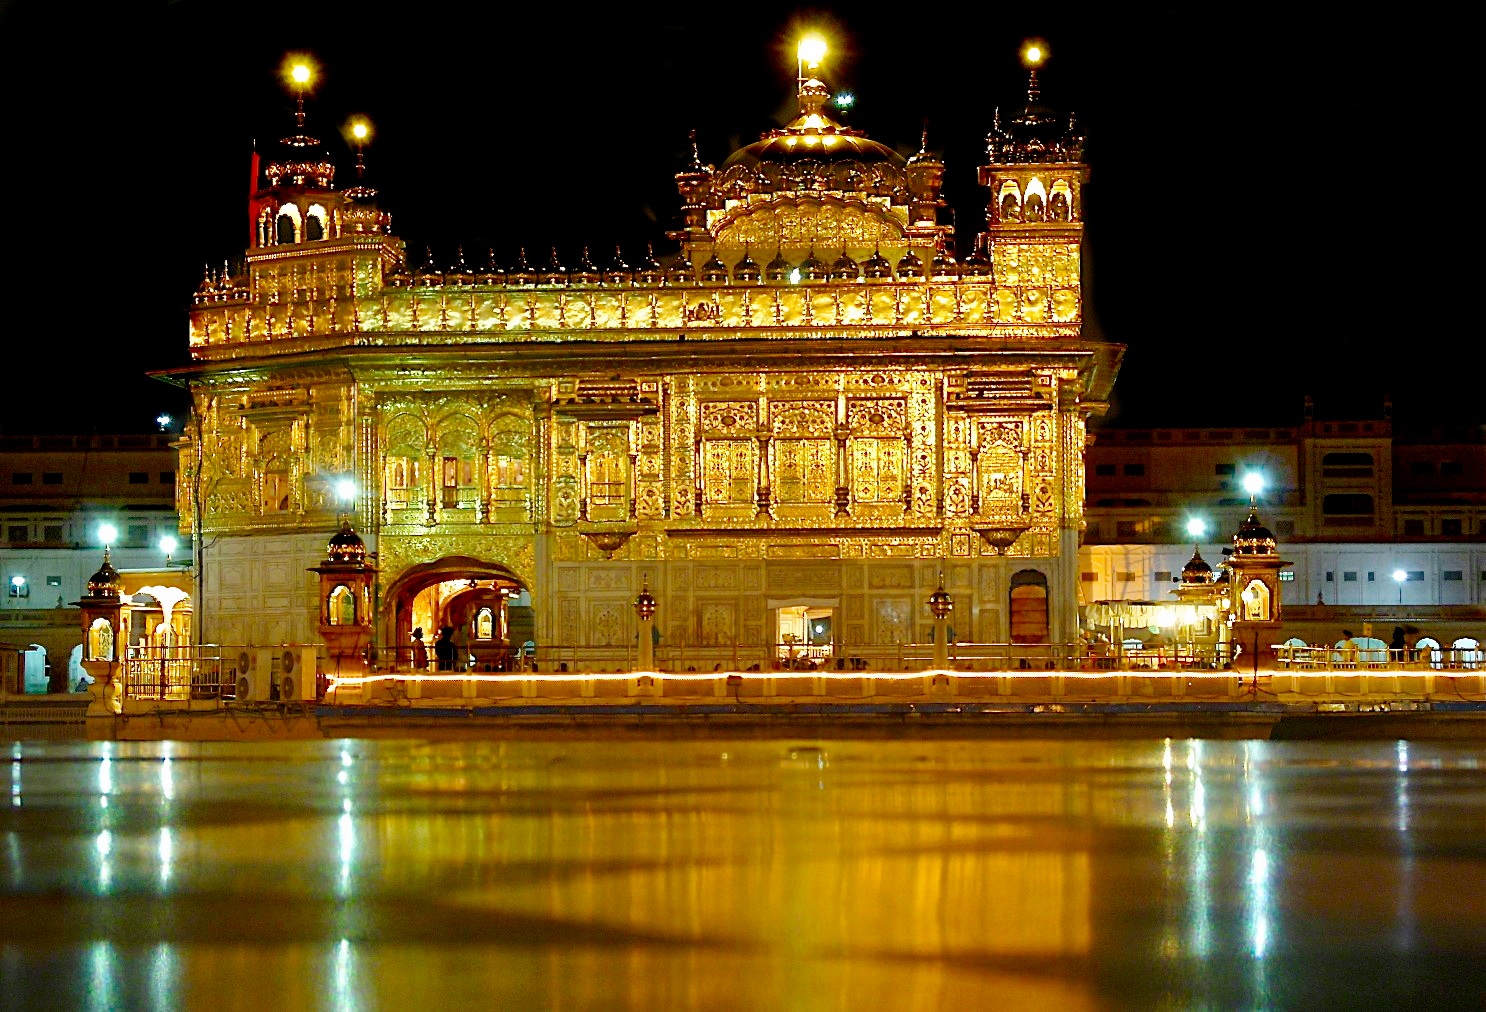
(1242, 472, 1265, 497)
(1186, 518, 1207, 539)
(1021, 39, 1048, 67)
(797, 34, 828, 71)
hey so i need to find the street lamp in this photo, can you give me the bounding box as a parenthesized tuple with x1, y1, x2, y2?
(98, 523, 118, 549)
(159, 534, 178, 567)
(9, 575, 25, 603)
(1393, 568, 1406, 605)
(1242, 471, 1264, 500)
(156, 414, 172, 432)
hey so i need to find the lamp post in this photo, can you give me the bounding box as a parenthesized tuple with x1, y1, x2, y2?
(159, 534, 178, 568)
(928, 574, 954, 671)
(633, 578, 657, 673)
(1393, 568, 1406, 606)
(9, 575, 25, 605)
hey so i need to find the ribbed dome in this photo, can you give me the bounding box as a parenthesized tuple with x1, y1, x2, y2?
(604, 246, 633, 287)
(862, 247, 893, 279)
(733, 246, 761, 283)
(765, 249, 792, 282)
(1181, 548, 1214, 584)
(830, 251, 859, 280)
(701, 250, 729, 284)
(327, 520, 367, 565)
(86, 552, 121, 599)
(896, 249, 924, 280)
(1232, 506, 1278, 556)
(723, 77, 905, 170)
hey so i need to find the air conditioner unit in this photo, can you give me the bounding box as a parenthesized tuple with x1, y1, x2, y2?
(278, 647, 318, 701)
(230, 649, 272, 701)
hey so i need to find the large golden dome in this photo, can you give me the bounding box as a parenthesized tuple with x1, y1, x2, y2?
(723, 78, 905, 170)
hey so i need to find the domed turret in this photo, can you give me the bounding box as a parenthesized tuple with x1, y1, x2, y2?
(987, 43, 1085, 165)
(326, 519, 367, 566)
(666, 251, 696, 286)
(766, 248, 792, 283)
(604, 246, 633, 287)
(541, 248, 567, 286)
(799, 248, 826, 282)
(1232, 506, 1278, 556)
(86, 550, 121, 599)
(571, 247, 602, 286)
(733, 245, 761, 283)
(478, 248, 506, 286)
(414, 246, 443, 287)
(511, 248, 539, 286)
(701, 250, 729, 284)
(896, 248, 924, 280)
(862, 245, 893, 279)
(723, 76, 905, 172)
(930, 243, 959, 280)
(445, 246, 475, 286)
(1181, 547, 1214, 584)
(830, 250, 859, 281)
(635, 245, 664, 286)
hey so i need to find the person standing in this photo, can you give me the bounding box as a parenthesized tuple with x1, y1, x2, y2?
(452, 618, 470, 672)
(411, 627, 428, 671)
(434, 627, 455, 671)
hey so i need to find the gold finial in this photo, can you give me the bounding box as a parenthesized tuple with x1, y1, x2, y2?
(1019, 39, 1048, 102)
(282, 54, 318, 129)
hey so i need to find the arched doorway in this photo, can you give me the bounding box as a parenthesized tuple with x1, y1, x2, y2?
(1009, 569, 1049, 644)
(383, 557, 530, 672)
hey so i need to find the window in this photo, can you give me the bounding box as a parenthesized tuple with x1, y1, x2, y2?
(1443, 571, 1463, 581)
(43, 525, 63, 542)
(1080, 572, 1098, 582)
(1403, 519, 1425, 536)
(1115, 521, 1137, 538)
(1117, 571, 1137, 582)
(1215, 463, 1235, 476)
(7, 526, 26, 543)
(160, 471, 175, 485)
(46, 576, 60, 587)
(1279, 571, 1295, 582)
(11, 472, 31, 484)
(1325, 572, 1334, 582)
(1410, 461, 1432, 476)
(1440, 461, 1463, 476)
(1122, 463, 1146, 476)
(1442, 519, 1463, 536)
(1094, 464, 1115, 477)
(126, 524, 149, 546)
(128, 472, 148, 484)
(1322, 493, 1373, 515)
(1367, 572, 1375, 582)
(1276, 520, 1295, 536)
(42, 472, 62, 485)
(1343, 572, 1357, 582)
(1154, 571, 1172, 583)
(1408, 571, 1424, 582)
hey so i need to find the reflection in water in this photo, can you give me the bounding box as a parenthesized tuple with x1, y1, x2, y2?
(0, 737, 1481, 1009)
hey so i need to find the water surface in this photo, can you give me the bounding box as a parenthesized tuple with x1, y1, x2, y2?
(2, 737, 1483, 1009)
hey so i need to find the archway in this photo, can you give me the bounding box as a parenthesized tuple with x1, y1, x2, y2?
(383, 556, 530, 673)
(1009, 569, 1049, 644)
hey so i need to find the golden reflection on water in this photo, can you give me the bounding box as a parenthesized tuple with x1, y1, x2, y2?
(1, 738, 1484, 1009)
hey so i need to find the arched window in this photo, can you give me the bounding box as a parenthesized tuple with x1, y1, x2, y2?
(1048, 179, 1073, 221)
(1322, 452, 1374, 478)
(257, 206, 275, 247)
(1023, 178, 1047, 223)
(1009, 570, 1049, 644)
(275, 204, 302, 244)
(328, 584, 356, 625)
(305, 204, 328, 242)
(1240, 578, 1270, 622)
(87, 618, 114, 661)
(998, 180, 1021, 223)
(476, 607, 494, 640)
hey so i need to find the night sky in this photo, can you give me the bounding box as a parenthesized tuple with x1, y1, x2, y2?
(0, 4, 1470, 434)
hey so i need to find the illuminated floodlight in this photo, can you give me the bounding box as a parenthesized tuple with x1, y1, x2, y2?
(1186, 517, 1206, 539)
(834, 91, 855, 110)
(97, 523, 118, 547)
(797, 34, 828, 70)
(156, 414, 172, 430)
(335, 478, 357, 503)
(291, 63, 312, 86)
(789, 267, 801, 285)
(1242, 472, 1264, 497)
(159, 535, 178, 556)
(1392, 569, 1407, 584)
(1021, 39, 1048, 67)
(351, 120, 369, 141)
(10, 576, 24, 589)
(282, 54, 318, 93)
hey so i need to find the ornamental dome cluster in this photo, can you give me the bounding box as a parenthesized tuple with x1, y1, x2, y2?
(86, 552, 122, 599)
(326, 519, 368, 565)
(1231, 506, 1278, 557)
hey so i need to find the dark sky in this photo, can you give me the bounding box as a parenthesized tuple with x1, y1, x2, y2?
(0, 3, 1472, 434)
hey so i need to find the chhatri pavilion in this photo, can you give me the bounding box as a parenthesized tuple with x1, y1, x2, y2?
(167, 36, 1121, 669)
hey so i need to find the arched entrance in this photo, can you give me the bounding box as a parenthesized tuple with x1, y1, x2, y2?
(1009, 569, 1049, 644)
(383, 557, 530, 672)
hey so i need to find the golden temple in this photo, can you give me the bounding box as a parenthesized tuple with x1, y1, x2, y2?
(166, 37, 1122, 670)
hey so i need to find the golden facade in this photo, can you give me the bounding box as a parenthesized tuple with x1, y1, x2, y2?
(170, 46, 1121, 661)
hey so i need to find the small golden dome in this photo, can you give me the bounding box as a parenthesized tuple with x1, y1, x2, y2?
(896, 248, 924, 279)
(766, 248, 792, 282)
(928, 585, 954, 619)
(445, 246, 475, 286)
(86, 552, 121, 599)
(511, 248, 539, 286)
(604, 246, 633, 287)
(666, 251, 695, 286)
(733, 245, 761, 283)
(830, 251, 859, 280)
(1181, 548, 1214, 584)
(541, 248, 567, 286)
(635, 245, 664, 286)
(414, 246, 444, 286)
(702, 250, 729, 284)
(800, 248, 827, 281)
(477, 248, 506, 285)
(862, 246, 893, 279)
(326, 519, 367, 565)
(571, 247, 602, 285)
